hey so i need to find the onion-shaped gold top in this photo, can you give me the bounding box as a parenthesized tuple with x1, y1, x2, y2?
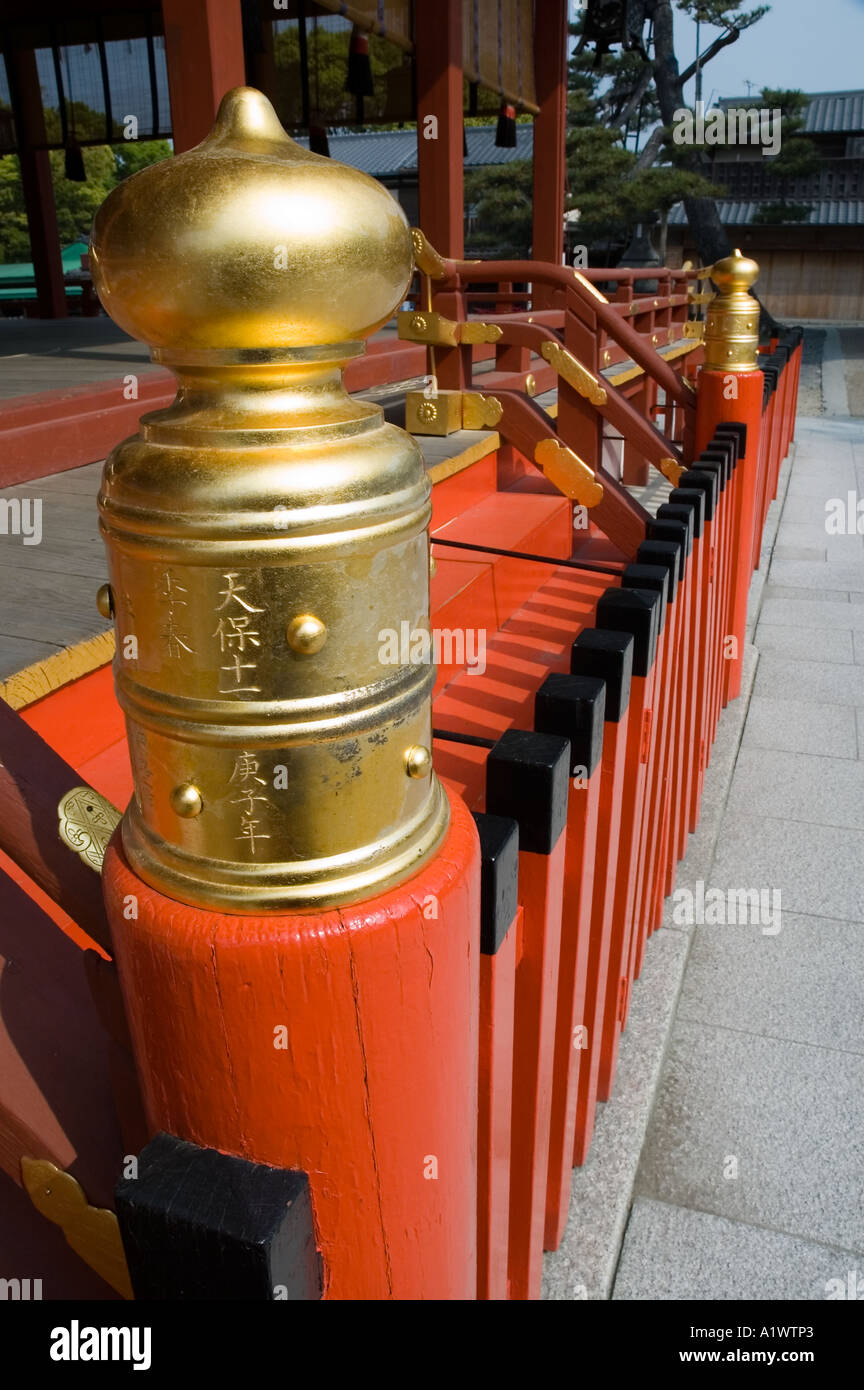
(89, 87, 414, 352)
(709, 247, 760, 297)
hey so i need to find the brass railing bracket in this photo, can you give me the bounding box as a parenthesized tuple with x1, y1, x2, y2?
(398, 309, 460, 347)
(462, 392, 504, 430)
(658, 456, 685, 486)
(540, 341, 607, 406)
(534, 438, 604, 508)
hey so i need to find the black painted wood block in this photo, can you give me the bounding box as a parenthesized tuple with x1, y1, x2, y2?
(534, 671, 606, 777)
(570, 628, 633, 722)
(115, 1132, 323, 1301)
(636, 540, 681, 596)
(596, 586, 661, 678)
(667, 488, 706, 540)
(678, 469, 717, 522)
(485, 728, 570, 855)
(472, 812, 520, 955)
(645, 519, 688, 577)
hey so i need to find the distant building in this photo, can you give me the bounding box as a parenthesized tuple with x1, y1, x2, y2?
(295, 123, 533, 235)
(669, 91, 864, 320)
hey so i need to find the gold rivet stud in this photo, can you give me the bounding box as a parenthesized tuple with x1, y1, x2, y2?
(286, 614, 327, 654)
(525, 372, 537, 397)
(405, 745, 432, 779)
(96, 583, 114, 619)
(171, 783, 203, 818)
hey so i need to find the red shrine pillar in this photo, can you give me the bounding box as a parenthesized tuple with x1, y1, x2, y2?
(161, 0, 247, 152)
(7, 47, 67, 318)
(532, 0, 568, 293)
(415, 0, 464, 258)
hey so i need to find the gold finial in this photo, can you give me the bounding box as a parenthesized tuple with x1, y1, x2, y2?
(91, 89, 448, 913)
(703, 247, 761, 372)
(91, 86, 414, 351)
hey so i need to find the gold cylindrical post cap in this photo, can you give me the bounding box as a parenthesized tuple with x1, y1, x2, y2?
(703, 248, 761, 372)
(92, 89, 448, 913)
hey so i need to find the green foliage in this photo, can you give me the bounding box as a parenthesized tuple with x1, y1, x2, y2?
(113, 140, 172, 179)
(760, 88, 819, 184)
(753, 201, 812, 224)
(464, 161, 533, 258)
(271, 22, 406, 128)
(0, 110, 172, 264)
(675, 0, 769, 30)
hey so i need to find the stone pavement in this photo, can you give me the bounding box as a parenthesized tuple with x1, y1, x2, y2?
(545, 412, 864, 1300)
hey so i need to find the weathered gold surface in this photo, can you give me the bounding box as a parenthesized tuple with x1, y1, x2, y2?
(91, 88, 448, 912)
(397, 308, 459, 347)
(460, 321, 503, 345)
(462, 392, 504, 430)
(22, 1159, 133, 1300)
(410, 226, 449, 280)
(540, 341, 607, 405)
(96, 583, 114, 619)
(405, 388, 462, 435)
(534, 439, 604, 508)
(658, 456, 685, 486)
(683, 320, 705, 339)
(703, 248, 760, 372)
(58, 787, 121, 873)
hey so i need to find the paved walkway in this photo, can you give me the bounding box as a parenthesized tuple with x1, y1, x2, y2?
(612, 414, 864, 1300)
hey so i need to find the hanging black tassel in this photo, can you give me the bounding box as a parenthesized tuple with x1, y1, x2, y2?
(64, 140, 86, 181)
(463, 126, 468, 158)
(309, 124, 330, 157)
(495, 102, 517, 149)
(345, 26, 374, 97)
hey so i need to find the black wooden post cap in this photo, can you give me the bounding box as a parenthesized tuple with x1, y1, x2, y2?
(534, 671, 606, 778)
(692, 458, 726, 497)
(596, 586, 660, 678)
(678, 468, 717, 521)
(114, 1132, 322, 1301)
(699, 446, 732, 486)
(621, 562, 669, 630)
(570, 628, 633, 721)
(636, 540, 681, 595)
(666, 488, 706, 539)
(472, 812, 519, 956)
(656, 501, 695, 553)
(715, 420, 747, 459)
(486, 728, 570, 855)
(645, 519, 688, 578)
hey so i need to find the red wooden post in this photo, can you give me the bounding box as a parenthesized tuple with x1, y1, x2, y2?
(533, 672, 606, 1250)
(104, 798, 480, 1301)
(162, 0, 247, 152)
(7, 47, 67, 318)
(532, 0, 568, 302)
(591, 584, 663, 1101)
(696, 376, 763, 704)
(474, 814, 520, 1301)
(629, 537, 683, 973)
(485, 730, 570, 1301)
(415, 0, 464, 258)
(568, 630, 634, 1164)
